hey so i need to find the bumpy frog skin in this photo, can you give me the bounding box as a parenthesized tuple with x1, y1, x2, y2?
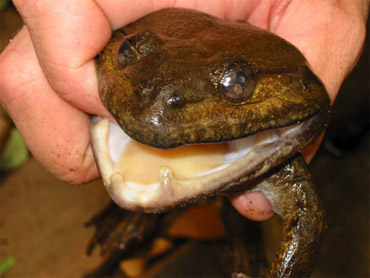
(90, 8, 331, 277)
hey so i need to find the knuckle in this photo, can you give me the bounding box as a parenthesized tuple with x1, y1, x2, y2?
(0, 40, 39, 107)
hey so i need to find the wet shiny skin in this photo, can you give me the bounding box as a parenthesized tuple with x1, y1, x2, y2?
(92, 8, 331, 277)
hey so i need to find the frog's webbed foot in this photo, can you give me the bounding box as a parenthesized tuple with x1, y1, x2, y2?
(85, 202, 164, 256)
(257, 154, 327, 277)
(85, 203, 184, 277)
(84, 203, 164, 277)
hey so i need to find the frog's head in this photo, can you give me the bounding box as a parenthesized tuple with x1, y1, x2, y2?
(91, 8, 331, 212)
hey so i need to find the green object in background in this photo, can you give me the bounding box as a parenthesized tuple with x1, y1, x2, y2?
(0, 256, 15, 276)
(0, 0, 9, 12)
(0, 128, 29, 171)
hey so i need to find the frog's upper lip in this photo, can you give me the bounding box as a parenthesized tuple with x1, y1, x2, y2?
(90, 114, 324, 212)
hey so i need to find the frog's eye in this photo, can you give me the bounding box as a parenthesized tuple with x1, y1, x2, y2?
(219, 67, 256, 102)
(166, 94, 186, 109)
(116, 41, 132, 68)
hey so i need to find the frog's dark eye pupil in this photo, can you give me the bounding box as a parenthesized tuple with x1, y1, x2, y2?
(219, 67, 255, 102)
(221, 71, 247, 94)
(117, 41, 131, 68)
(167, 94, 186, 109)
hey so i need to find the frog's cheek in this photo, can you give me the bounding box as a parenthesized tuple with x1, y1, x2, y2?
(90, 115, 322, 213)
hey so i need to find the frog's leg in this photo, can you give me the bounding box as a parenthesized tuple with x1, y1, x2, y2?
(86, 202, 164, 256)
(85, 202, 175, 277)
(219, 198, 266, 277)
(256, 154, 326, 277)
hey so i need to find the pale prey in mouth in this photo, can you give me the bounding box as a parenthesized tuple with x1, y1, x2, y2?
(90, 115, 320, 213)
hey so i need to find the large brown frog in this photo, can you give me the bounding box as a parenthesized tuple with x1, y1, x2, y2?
(89, 8, 331, 277)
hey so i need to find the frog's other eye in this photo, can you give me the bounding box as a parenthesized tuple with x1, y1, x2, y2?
(219, 66, 256, 102)
(116, 41, 132, 68)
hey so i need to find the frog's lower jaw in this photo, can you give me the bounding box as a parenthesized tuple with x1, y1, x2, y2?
(90, 114, 323, 213)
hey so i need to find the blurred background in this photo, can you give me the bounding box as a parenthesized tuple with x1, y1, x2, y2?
(0, 2, 369, 277)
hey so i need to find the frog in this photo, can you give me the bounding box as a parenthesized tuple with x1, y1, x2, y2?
(89, 8, 331, 277)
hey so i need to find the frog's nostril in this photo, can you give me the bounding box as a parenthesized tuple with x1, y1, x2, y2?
(117, 41, 131, 68)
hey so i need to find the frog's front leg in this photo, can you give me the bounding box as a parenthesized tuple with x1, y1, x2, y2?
(256, 154, 326, 277)
(85, 203, 181, 277)
(86, 202, 165, 256)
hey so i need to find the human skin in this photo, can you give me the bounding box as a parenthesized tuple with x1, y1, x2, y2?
(0, 0, 368, 221)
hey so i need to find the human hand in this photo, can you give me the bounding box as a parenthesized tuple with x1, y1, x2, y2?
(0, 0, 367, 221)
(228, 0, 368, 220)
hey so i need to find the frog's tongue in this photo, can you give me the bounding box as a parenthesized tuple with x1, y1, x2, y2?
(90, 115, 321, 212)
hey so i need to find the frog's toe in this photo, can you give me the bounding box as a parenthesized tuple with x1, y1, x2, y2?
(85, 202, 163, 256)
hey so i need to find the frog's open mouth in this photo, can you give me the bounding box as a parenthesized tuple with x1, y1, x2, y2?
(90, 114, 323, 212)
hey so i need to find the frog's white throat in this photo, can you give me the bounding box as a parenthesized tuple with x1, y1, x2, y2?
(90, 116, 317, 212)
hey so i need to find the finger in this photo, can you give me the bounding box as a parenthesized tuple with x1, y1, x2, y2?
(13, 0, 257, 115)
(93, 0, 247, 29)
(12, 0, 169, 115)
(230, 192, 274, 221)
(13, 0, 112, 116)
(0, 27, 98, 184)
(269, 0, 368, 101)
(302, 133, 325, 163)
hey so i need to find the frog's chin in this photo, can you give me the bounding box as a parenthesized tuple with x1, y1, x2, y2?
(90, 115, 320, 212)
